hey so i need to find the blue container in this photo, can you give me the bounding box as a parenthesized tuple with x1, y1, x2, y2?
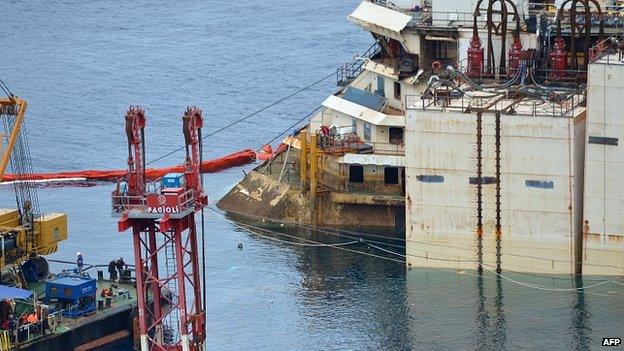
(45, 275, 96, 318)
(162, 173, 185, 188)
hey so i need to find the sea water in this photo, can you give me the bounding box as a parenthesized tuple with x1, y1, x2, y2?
(2, 1, 623, 350)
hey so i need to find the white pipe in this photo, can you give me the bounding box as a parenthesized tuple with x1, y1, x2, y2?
(140, 335, 149, 351)
(181, 334, 190, 351)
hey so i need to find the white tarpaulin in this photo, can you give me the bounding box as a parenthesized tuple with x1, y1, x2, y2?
(347, 2, 412, 42)
(322, 95, 404, 127)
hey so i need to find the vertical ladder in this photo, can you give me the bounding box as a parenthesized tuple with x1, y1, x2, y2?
(163, 236, 179, 344)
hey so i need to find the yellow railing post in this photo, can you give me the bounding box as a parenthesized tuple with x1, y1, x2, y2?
(299, 130, 308, 191)
(309, 134, 318, 226)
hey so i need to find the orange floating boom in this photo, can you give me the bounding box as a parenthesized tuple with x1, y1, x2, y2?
(3, 149, 256, 182)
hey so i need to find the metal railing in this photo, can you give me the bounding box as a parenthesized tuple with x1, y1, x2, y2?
(12, 297, 127, 346)
(316, 130, 405, 156)
(173, 189, 196, 213)
(456, 64, 588, 84)
(365, 1, 522, 28)
(336, 42, 381, 86)
(406, 90, 586, 118)
(4, 309, 63, 347)
(367, 0, 624, 29)
(366, 141, 405, 155)
(589, 36, 624, 64)
(110, 179, 162, 213)
(111, 193, 146, 213)
(111, 188, 196, 214)
(317, 132, 362, 155)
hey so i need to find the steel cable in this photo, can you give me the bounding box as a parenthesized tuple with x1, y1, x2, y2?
(215, 206, 624, 271)
(146, 72, 334, 166)
(211, 208, 624, 294)
(0, 77, 13, 97)
(219, 212, 361, 248)
(227, 214, 621, 293)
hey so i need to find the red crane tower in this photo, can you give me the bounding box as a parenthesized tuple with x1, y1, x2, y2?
(112, 106, 206, 351)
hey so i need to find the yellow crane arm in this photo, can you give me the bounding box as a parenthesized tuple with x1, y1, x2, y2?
(0, 95, 67, 266)
(0, 97, 27, 182)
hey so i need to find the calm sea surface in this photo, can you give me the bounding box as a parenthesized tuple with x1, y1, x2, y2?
(1, 1, 623, 350)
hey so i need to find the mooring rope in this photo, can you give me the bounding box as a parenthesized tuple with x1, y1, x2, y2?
(146, 72, 334, 166)
(209, 208, 623, 295)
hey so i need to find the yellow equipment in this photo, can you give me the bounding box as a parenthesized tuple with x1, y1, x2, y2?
(0, 329, 10, 350)
(0, 96, 67, 272)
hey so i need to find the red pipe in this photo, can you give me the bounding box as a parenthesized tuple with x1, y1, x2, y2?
(3, 149, 256, 182)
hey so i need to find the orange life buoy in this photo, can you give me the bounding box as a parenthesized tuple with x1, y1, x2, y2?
(432, 61, 443, 70)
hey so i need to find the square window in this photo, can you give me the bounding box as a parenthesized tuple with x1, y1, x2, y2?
(363, 122, 372, 141)
(376, 76, 385, 97)
(394, 82, 401, 100)
(349, 165, 364, 183)
(384, 167, 399, 184)
(389, 127, 403, 144)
